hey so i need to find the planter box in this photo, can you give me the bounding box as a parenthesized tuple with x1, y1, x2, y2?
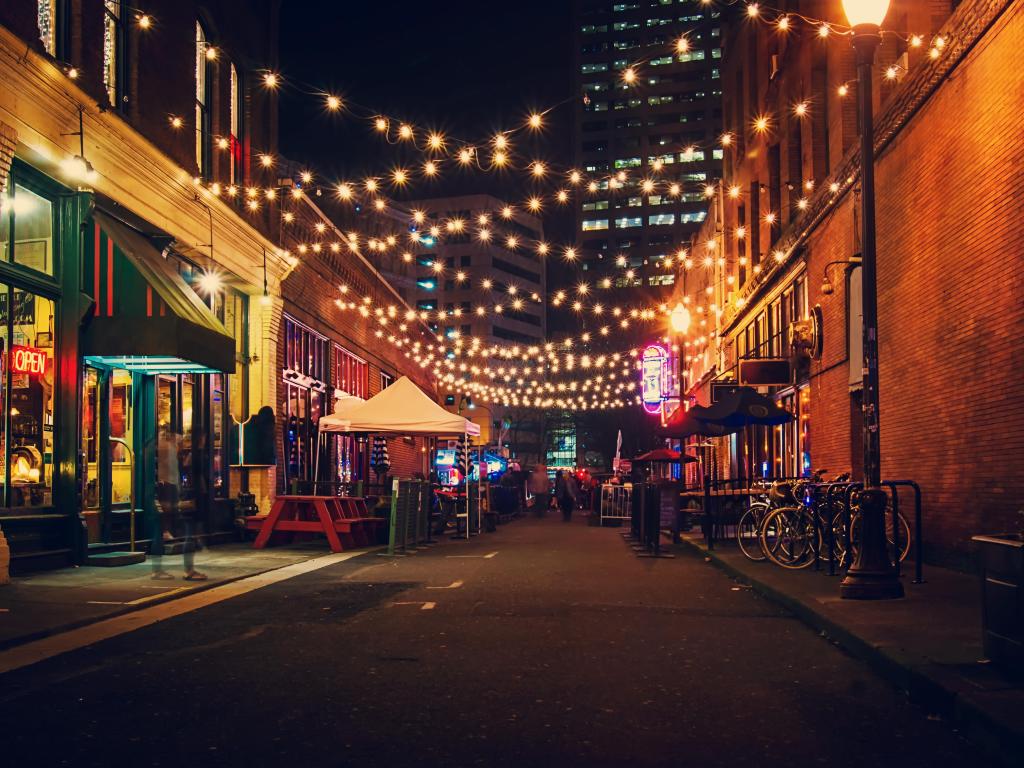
(972, 534, 1024, 678)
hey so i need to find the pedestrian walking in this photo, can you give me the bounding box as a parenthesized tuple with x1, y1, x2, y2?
(528, 465, 550, 517)
(555, 470, 578, 523)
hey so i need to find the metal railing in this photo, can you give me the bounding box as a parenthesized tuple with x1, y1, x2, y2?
(599, 483, 632, 526)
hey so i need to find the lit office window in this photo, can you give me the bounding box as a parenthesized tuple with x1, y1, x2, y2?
(614, 217, 642, 229)
(582, 219, 609, 232)
(648, 213, 676, 226)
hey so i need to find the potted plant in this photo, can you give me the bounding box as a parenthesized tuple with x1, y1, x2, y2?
(972, 511, 1024, 679)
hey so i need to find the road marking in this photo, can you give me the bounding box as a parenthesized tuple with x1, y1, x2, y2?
(0, 550, 368, 676)
(391, 601, 436, 610)
(445, 551, 499, 559)
(427, 580, 463, 590)
(86, 587, 193, 607)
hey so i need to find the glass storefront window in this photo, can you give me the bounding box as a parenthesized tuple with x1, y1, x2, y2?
(82, 367, 100, 510)
(109, 369, 133, 506)
(5, 290, 56, 508)
(211, 373, 225, 496)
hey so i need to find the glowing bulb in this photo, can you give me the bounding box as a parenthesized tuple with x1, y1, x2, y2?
(818, 23, 831, 38)
(492, 151, 507, 166)
(622, 67, 637, 84)
(259, 154, 273, 168)
(198, 270, 222, 295)
(728, 185, 741, 199)
(747, 3, 760, 17)
(205, 46, 218, 60)
(428, 132, 444, 150)
(501, 206, 513, 219)
(569, 170, 582, 185)
(326, 95, 342, 111)
(565, 248, 577, 261)
(753, 114, 770, 133)
(374, 117, 388, 132)
(423, 160, 438, 176)
(838, 84, 850, 97)
(398, 124, 413, 140)
(458, 148, 473, 164)
(263, 73, 279, 88)
(642, 179, 655, 194)
(794, 101, 809, 117)
(527, 197, 542, 212)
(556, 190, 569, 203)
(676, 36, 690, 53)
(337, 183, 352, 200)
(528, 113, 543, 129)
(137, 14, 152, 28)
(777, 15, 790, 31)
(392, 169, 408, 185)
(720, 132, 733, 146)
(170, 116, 183, 129)
(531, 162, 546, 177)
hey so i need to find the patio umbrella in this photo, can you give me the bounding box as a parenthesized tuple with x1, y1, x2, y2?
(657, 406, 740, 439)
(634, 448, 698, 463)
(690, 387, 794, 429)
(371, 435, 390, 477)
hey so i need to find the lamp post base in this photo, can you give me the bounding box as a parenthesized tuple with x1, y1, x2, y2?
(840, 488, 905, 600)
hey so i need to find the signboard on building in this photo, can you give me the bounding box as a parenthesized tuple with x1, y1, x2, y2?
(640, 344, 669, 415)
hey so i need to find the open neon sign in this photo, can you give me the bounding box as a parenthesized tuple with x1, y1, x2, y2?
(11, 345, 49, 375)
(640, 345, 668, 415)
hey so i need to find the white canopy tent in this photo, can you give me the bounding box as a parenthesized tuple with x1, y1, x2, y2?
(319, 376, 480, 437)
(314, 376, 482, 538)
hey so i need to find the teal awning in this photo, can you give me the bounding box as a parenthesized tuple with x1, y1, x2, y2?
(81, 211, 236, 373)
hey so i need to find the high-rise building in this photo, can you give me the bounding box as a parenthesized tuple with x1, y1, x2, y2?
(387, 194, 547, 456)
(570, 0, 723, 305)
(399, 194, 546, 348)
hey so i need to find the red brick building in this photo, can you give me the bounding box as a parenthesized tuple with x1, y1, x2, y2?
(676, 0, 1023, 565)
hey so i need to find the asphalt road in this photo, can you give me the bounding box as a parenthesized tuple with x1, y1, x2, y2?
(0, 515, 988, 768)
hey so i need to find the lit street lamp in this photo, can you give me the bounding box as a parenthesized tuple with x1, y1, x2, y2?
(839, 0, 903, 600)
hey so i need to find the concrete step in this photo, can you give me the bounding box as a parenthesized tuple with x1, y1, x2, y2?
(85, 551, 147, 567)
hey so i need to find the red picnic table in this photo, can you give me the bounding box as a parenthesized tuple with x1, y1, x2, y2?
(248, 495, 387, 552)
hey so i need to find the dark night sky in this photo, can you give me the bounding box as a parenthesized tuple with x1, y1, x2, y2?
(278, 0, 575, 234)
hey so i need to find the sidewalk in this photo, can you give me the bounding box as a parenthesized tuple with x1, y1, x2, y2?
(677, 532, 1023, 766)
(0, 542, 349, 650)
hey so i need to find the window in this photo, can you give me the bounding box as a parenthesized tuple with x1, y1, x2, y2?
(580, 24, 607, 34)
(195, 22, 212, 177)
(37, 0, 67, 57)
(613, 157, 641, 169)
(679, 211, 707, 224)
(648, 213, 676, 226)
(103, 1, 126, 109)
(380, 371, 394, 390)
(581, 200, 608, 212)
(582, 218, 609, 231)
(0, 182, 52, 279)
(335, 345, 368, 398)
(614, 216, 642, 229)
(581, 63, 609, 74)
(0, 284, 56, 509)
(229, 64, 243, 184)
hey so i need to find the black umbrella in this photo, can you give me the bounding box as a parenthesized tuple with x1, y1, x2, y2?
(657, 407, 740, 439)
(690, 387, 794, 429)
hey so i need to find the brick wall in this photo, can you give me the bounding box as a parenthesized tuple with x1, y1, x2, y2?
(871, 2, 1024, 561)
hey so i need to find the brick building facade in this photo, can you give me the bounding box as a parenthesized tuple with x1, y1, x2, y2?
(0, 2, 435, 572)
(674, 0, 1023, 564)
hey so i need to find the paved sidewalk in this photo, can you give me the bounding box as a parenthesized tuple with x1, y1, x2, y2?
(677, 531, 1023, 766)
(0, 542, 355, 650)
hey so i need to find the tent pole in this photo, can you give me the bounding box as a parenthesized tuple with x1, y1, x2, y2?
(464, 430, 470, 540)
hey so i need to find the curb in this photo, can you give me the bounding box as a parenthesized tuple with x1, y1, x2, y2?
(0, 548, 380, 653)
(676, 537, 1021, 767)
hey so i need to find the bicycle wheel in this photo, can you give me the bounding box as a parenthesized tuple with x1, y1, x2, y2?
(761, 507, 818, 569)
(736, 502, 769, 561)
(844, 510, 912, 566)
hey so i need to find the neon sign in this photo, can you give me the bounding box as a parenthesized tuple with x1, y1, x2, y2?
(11, 345, 48, 375)
(640, 345, 668, 415)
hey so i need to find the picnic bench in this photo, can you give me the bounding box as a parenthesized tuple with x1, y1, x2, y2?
(246, 495, 387, 552)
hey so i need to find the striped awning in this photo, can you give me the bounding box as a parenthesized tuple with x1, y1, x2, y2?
(81, 211, 235, 373)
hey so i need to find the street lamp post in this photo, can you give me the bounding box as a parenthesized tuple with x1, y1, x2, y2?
(839, 0, 903, 600)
